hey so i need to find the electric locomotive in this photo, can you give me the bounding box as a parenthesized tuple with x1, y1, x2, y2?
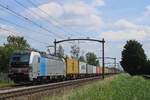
(9, 50, 66, 83)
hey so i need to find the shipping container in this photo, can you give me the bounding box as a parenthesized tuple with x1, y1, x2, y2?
(79, 62, 87, 74)
(45, 56, 66, 76)
(99, 67, 103, 74)
(104, 67, 109, 74)
(66, 58, 79, 74)
(96, 66, 100, 74)
(108, 68, 112, 73)
(93, 66, 96, 74)
(87, 64, 93, 74)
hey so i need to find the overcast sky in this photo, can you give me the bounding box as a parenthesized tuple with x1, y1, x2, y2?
(0, 0, 150, 65)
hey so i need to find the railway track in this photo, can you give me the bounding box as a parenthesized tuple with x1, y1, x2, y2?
(0, 76, 102, 100)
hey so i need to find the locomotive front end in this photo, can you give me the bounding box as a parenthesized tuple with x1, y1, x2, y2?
(9, 51, 31, 83)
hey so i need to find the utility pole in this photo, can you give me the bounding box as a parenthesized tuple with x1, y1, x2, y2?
(114, 58, 116, 68)
(54, 39, 56, 56)
(102, 38, 105, 79)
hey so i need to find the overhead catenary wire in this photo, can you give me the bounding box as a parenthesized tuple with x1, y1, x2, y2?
(0, 17, 54, 40)
(27, 0, 86, 38)
(0, 26, 49, 46)
(13, 0, 67, 38)
(0, 2, 63, 39)
(27, 0, 74, 37)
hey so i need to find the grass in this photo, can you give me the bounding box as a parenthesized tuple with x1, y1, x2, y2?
(0, 80, 15, 88)
(44, 74, 150, 100)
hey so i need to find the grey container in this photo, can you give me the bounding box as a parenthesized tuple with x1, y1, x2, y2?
(46, 57, 66, 77)
(87, 64, 93, 74)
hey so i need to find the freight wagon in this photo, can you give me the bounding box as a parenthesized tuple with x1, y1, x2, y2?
(93, 66, 96, 75)
(87, 64, 93, 74)
(65, 58, 79, 79)
(86, 64, 97, 77)
(96, 66, 100, 76)
(79, 62, 87, 78)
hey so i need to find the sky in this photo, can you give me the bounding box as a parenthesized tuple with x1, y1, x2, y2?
(0, 0, 150, 67)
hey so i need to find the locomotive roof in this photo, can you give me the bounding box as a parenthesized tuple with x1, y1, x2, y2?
(13, 50, 64, 60)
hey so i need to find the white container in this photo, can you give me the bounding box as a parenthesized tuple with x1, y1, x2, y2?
(79, 62, 87, 74)
(93, 66, 96, 74)
(87, 64, 93, 74)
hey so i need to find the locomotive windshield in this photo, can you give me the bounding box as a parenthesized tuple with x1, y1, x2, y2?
(11, 54, 30, 62)
(10, 51, 31, 67)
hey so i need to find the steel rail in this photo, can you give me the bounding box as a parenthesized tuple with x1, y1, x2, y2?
(0, 76, 100, 99)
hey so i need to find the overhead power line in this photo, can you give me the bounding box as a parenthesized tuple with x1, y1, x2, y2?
(0, 17, 54, 39)
(0, 26, 49, 45)
(27, 0, 88, 38)
(0, 2, 63, 39)
(14, 0, 67, 38)
(27, 0, 74, 37)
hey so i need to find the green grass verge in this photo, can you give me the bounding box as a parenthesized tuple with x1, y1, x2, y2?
(0, 80, 15, 88)
(44, 74, 150, 100)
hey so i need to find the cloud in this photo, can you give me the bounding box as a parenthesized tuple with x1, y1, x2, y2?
(23, 2, 64, 18)
(101, 30, 146, 41)
(144, 5, 150, 16)
(64, 1, 97, 16)
(114, 19, 136, 29)
(60, 14, 103, 30)
(0, 24, 19, 37)
(136, 5, 150, 22)
(92, 0, 105, 7)
(22, 1, 103, 31)
(100, 19, 149, 41)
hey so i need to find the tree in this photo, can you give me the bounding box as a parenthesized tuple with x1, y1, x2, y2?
(70, 44, 80, 58)
(86, 52, 99, 66)
(120, 40, 147, 75)
(79, 56, 85, 62)
(143, 60, 150, 74)
(4, 35, 30, 49)
(0, 35, 30, 72)
(57, 45, 64, 58)
(0, 46, 4, 71)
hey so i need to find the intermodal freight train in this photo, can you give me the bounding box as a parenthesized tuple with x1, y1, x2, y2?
(8, 50, 118, 83)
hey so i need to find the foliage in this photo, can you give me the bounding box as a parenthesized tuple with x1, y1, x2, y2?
(70, 44, 80, 59)
(143, 60, 150, 74)
(0, 35, 30, 72)
(120, 40, 147, 75)
(86, 52, 99, 66)
(4, 35, 30, 49)
(79, 56, 85, 62)
(44, 74, 150, 100)
(57, 45, 64, 58)
(0, 79, 15, 88)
